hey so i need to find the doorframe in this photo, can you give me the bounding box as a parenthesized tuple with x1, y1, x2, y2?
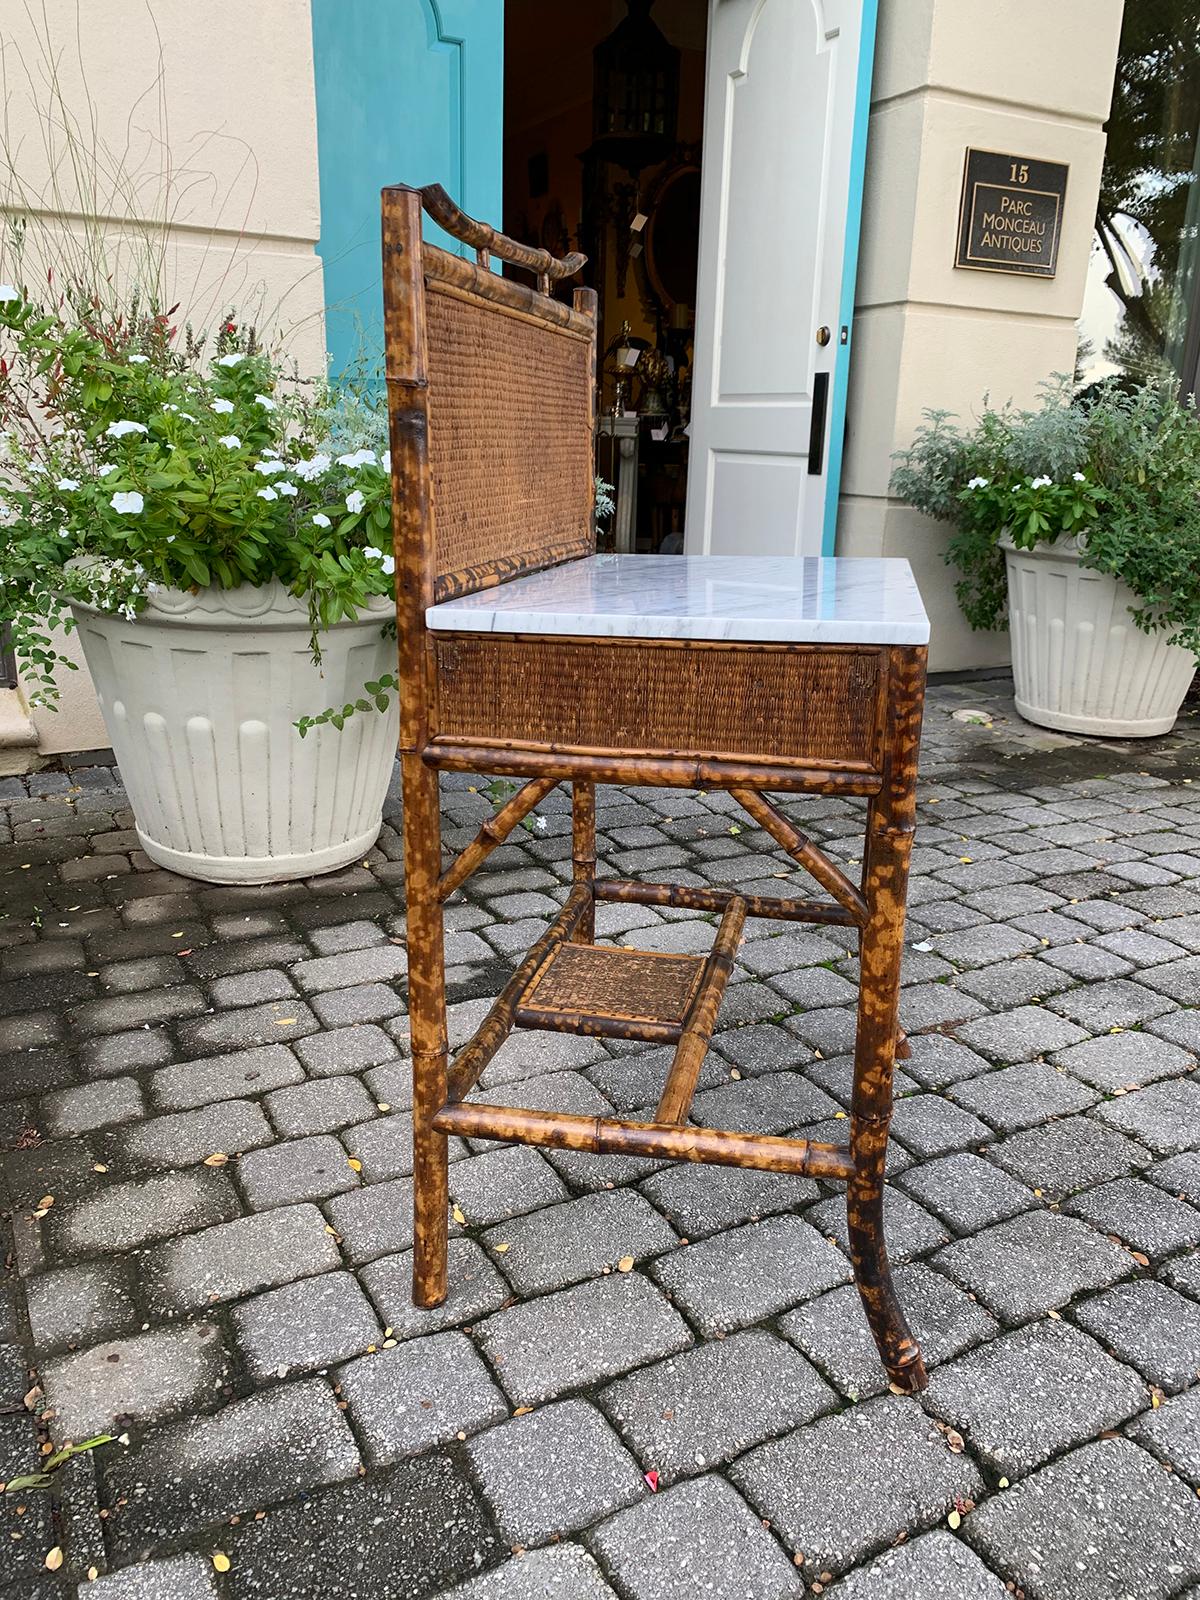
(822, 0, 879, 553)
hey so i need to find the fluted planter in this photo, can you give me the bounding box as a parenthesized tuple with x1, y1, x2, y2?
(1002, 534, 1196, 737)
(68, 581, 399, 884)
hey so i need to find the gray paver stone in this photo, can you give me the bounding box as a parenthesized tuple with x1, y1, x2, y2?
(990, 1115, 1151, 1198)
(599, 1329, 835, 1481)
(478, 1272, 693, 1407)
(264, 1075, 377, 1136)
(483, 1188, 677, 1295)
(360, 1237, 510, 1338)
(731, 1395, 984, 1575)
(51, 1169, 240, 1256)
(221, 1454, 495, 1600)
(85, 1554, 220, 1599)
(896, 1152, 1034, 1235)
(1073, 1279, 1200, 1391)
(902, 1034, 992, 1091)
(237, 1133, 359, 1209)
(338, 1331, 507, 1461)
(638, 1162, 817, 1239)
(1129, 1385, 1200, 1484)
(1063, 1176, 1200, 1258)
(149, 1044, 303, 1112)
(41, 1075, 144, 1136)
(888, 1094, 993, 1159)
(42, 1322, 228, 1440)
(650, 1215, 851, 1336)
(964, 1438, 1200, 1600)
(115, 1099, 274, 1167)
(923, 1319, 1145, 1476)
(1095, 1076, 1200, 1156)
(25, 1258, 138, 1353)
(176, 1000, 320, 1057)
(948, 1061, 1098, 1132)
(311, 982, 406, 1027)
(955, 1006, 1089, 1064)
(449, 1146, 570, 1227)
(231, 1271, 382, 1380)
(325, 1177, 413, 1263)
(142, 1203, 340, 1313)
(101, 1380, 362, 1551)
(436, 1544, 618, 1600)
(933, 1210, 1132, 1324)
(780, 1262, 998, 1398)
(295, 1023, 398, 1077)
(1046, 978, 1172, 1031)
(588, 1473, 806, 1600)
(468, 1398, 646, 1544)
(825, 1532, 1008, 1600)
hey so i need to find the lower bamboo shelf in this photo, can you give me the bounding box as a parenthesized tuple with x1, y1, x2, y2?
(514, 940, 704, 1044)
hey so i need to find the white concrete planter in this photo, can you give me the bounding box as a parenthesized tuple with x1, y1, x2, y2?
(1002, 534, 1196, 737)
(68, 581, 399, 883)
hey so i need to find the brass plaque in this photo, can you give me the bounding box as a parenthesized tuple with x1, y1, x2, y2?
(955, 148, 1068, 278)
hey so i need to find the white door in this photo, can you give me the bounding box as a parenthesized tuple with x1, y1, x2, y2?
(685, 0, 872, 556)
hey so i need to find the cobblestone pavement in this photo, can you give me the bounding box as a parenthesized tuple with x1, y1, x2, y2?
(3, 674, 1200, 1599)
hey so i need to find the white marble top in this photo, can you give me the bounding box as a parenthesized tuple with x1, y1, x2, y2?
(427, 555, 930, 645)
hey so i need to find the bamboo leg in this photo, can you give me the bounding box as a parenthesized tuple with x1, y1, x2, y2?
(402, 752, 450, 1309)
(847, 649, 927, 1393)
(572, 781, 596, 943)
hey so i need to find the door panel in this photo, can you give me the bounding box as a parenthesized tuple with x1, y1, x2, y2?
(686, 0, 874, 557)
(310, 0, 503, 378)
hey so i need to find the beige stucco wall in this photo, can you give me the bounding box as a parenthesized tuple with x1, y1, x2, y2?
(838, 0, 1125, 671)
(1, 0, 325, 755)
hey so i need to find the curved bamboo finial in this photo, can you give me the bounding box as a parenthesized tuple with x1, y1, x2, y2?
(419, 183, 586, 285)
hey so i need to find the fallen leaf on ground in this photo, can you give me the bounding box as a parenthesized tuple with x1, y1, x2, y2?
(213, 1552, 231, 1573)
(203, 1153, 228, 1167)
(617, 1256, 635, 1272)
(44, 1548, 63, 1571)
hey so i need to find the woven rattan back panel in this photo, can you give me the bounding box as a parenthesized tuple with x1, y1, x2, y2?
(425, 282, 594, 599)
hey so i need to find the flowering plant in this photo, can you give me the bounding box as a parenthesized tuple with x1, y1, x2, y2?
(891, 377, 1200, 655)
(0, 284, 399, 724)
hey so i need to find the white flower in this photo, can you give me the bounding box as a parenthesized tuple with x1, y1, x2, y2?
(1072, 471, 1087, 482)
(362, 544, 395, 575)
(254, 394, 276, 411)
(98, 463, 119, 476)
(293, 453, 330, 481)
(217, 435, 241, 449)
(1030, 475, 1052, 489)
(181, 413, 196, 423)
(336, 449, 377, 468)
(381, 450, 391, 473)
(255, 459, 287, 476)
(215, 353, 243, 367)
(534, 816, 548, 832)
(110, 490, 144, 515)
(127, 354, 149, 365)
(966, 476, 989, 490)
(275, 481, 298, 497)
(211, 398, 235, 415)
(312, 513, 331, 528)
(162, 404, 179, 413)
(346, 489, 365, 514)
(56, 477, 79, 491)
(256, 487, 278, 501)
(0, 284, 19, 302)
(106, 420, 148, 439)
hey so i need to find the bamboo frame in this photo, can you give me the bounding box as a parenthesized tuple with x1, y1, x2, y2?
(432, 1103, 855, 1181)
(384, 182, 930, 1394)
(438, 777, 558, 901)
(657, 896, 746, 1124)
(732, 787, 868, 925)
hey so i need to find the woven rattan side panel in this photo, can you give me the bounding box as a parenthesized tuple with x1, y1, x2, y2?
(434, 637, 886, 770)
(425, 285, 593, 596)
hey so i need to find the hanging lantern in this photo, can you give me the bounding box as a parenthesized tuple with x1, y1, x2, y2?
(591, 0, 680, 172)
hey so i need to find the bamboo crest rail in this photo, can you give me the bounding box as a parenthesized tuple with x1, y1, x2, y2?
(384, 180, 931, 1394)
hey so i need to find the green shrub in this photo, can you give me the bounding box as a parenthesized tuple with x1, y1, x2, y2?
(891, 377, 1200, 658)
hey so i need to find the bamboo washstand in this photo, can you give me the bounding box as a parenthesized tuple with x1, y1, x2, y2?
(385, 183, 933, 1392)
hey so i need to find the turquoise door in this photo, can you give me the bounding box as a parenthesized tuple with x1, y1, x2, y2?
(310, 0, 504, 378)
